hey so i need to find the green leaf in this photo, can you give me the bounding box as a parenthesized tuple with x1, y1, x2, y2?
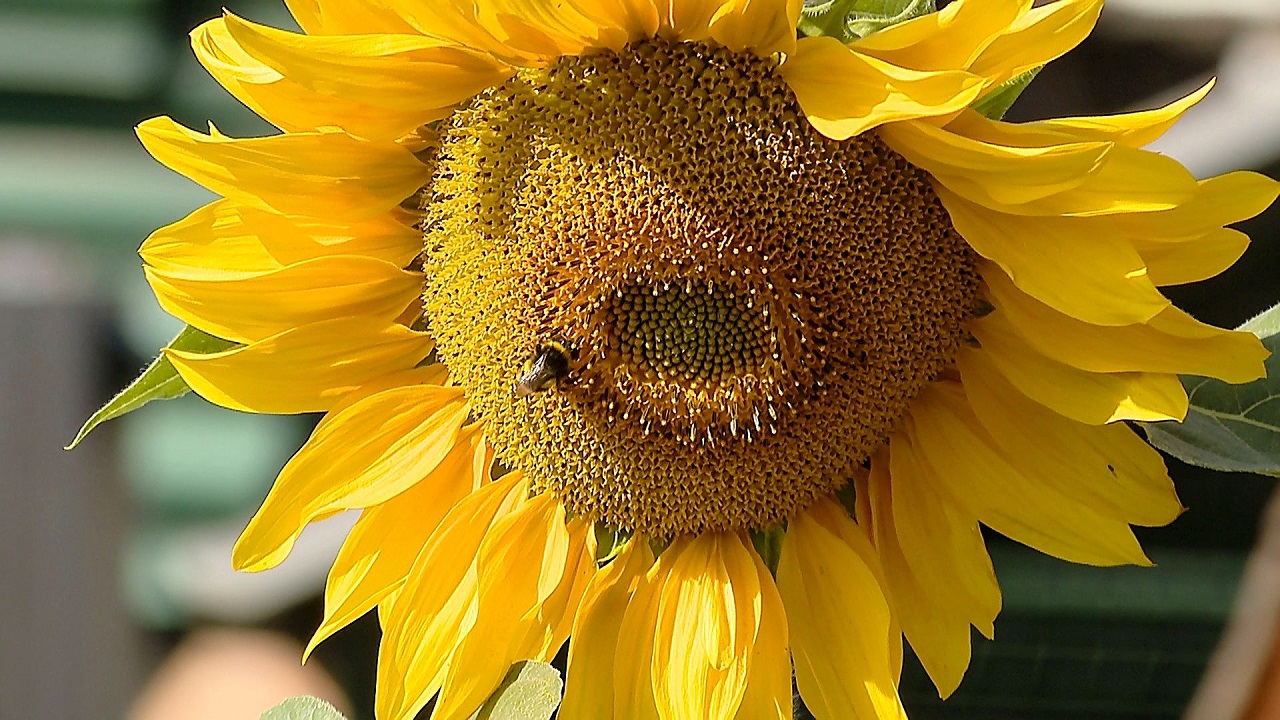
(259, 696, 347, 720)
(594, 523, 629, 563)
(1238, 303, 1280, 339)
(798, 0, 935, 43)
(65, 324, 235, 449)
(971, 66, 1042, 120)
(470, 661, 563, 720)
(1142, 303, 1280, 477)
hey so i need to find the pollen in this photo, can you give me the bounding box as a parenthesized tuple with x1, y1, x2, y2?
(420, 37, 982, 538)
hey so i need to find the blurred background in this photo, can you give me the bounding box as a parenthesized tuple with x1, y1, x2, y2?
(0, 0, 1278, 718)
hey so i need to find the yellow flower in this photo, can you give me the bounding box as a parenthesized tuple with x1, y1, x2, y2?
(135, 0, 1278, 717)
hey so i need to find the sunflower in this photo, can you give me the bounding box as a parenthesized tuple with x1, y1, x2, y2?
(135, 0, 1277, 716)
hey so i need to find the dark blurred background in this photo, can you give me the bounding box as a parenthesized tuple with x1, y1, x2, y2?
(0, 1, 1277, 718)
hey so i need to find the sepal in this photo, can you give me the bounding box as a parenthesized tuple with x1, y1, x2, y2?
(798, 0, 935, 43)
(971, 67, 1041, 120)
(66, 325, 237, 449)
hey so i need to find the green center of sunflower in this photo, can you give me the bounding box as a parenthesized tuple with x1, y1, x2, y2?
(420, 37, 982, 538)
(612, 281, 769, 384)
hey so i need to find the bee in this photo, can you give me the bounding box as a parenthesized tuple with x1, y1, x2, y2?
(515, 338, 574, 397)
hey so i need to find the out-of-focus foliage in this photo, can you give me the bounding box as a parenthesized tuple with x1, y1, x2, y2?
(1145, 304, 1280, 477)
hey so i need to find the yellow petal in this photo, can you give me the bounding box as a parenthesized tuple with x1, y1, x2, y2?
(580, 0, 661, 42)
(192, 18, 431, 139)
(306, 424, 488, 658)
(376, 472, 529, 720)
(908, 382, 1152, 566)
(733, 549, 790, 720)
(135, 117, 431, 220)
(283, 0, 420, 34)
(912, 127, 1198, 217)
(658, 0, 722, 41)
(145, 256, 421, 345)
(884, 440, 1000, 637)
(614, 545, 664, 720)
(958, 356, 1184, 528)
(781, 36, 985, 140)
(969, 0, 1103, 87)
(1109, 171, 1280, 239)
(650, 533, 759, 720)
(166, 318, 433, 414)
(983, 265, 1268, 383)
(532, 521, 601, 665)
(472, 0, 632, 56)
(865, 450, 996, 697)
(936, 109, 1203, 215)
(965, 316, 1188, 424)
(950, 81, 1214, 149)
(803, 497, 906, 679)
(937, 187, 1170, 326)
(853, 0, 1026, 72)
(918, 166, 1271, 284)
(778, 503, 906, 720)
(433, 492, 575, 720)
(709, 0, 802, 57)
(879, 119, 1110, 206)
(371, 0, 535, 64)
(222, 12, 512, 135)
(1136, 228, 1251, 287)
(140, 199, 420, 278)
(949, 134, 1198, 218)
(232, 369, 465, 571)
(561, 539, 656, 720)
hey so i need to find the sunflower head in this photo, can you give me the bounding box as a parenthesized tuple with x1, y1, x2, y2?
(422, 36, 984, 537)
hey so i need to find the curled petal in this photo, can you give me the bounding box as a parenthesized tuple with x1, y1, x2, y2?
(864, 450, 999, 697)
(650, 533, 760, 720)
(957, 357, 1184, 528)
(779, 500, 907, 719)
(1136, 228, 1251, 287)
(432, 494, 586, 719)
(983, 265, 1267, 383)
(222, 11, 512, 116)
(192, 18, 434, 138)
(561, 539, 656, 720)
(936, 186, 1170, 326)
(947, 81, 1214, 149)
(969, 0, 1103, 87)
(233, 367, 465, 571)
(907, 382, 1153, 567)
(964, 316, 1188, 424)
(782, 36, 985, 140)
(145, 255, 422, 344)
(136, 117, 431, 220)
(166, 319, 434, 414)
(306, 424, 488, 657)
(140, 199, 420, 277)
(880, 119, 1110, 206)
(853, 0, 1027, 72)
(375, 472, 529, 720)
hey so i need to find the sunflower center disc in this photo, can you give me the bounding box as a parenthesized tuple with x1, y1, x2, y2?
(613, 281, 769, 384)
(421, 38, 981, 537)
